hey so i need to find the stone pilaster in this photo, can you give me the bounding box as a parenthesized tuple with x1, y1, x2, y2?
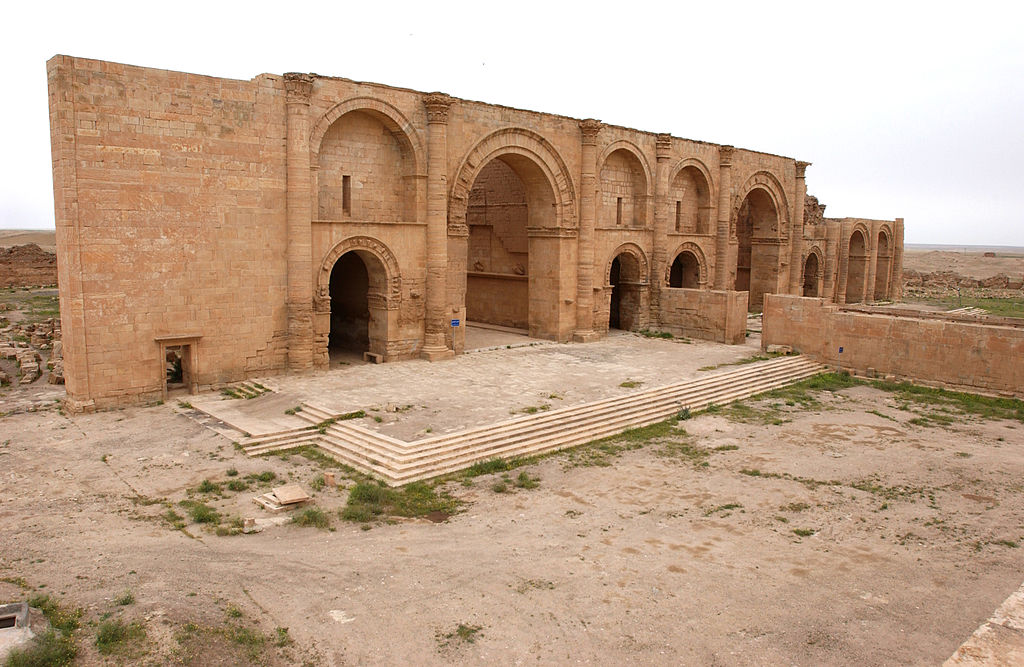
(892, 218, 905, 300)
(651, 133, 673, 324)
(835, 220, 851, 304)
(789, 161, 810, 293)
(421, 93, 455, 360)
(573, 119, 603, 342)
(714, 145, 734, 289)
(865, 225, 879, 302)
(285, 73, 315, 371)
(824, 220, 841, 302)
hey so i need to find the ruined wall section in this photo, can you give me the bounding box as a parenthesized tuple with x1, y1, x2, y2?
(763, 294, 1024, 396)
(0, 244, 58, 288)
(47, 56, 288, 410)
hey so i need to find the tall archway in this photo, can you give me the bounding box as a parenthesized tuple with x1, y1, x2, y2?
(465, 154, 556, 330)
(669, 164, 712, 233)
(609, 251, 644, 330)
(669, 251, 701, 288)
(874, 231, 891, 300)
(600, 147, 649, 228)
(735, 188, 779, 311)
(329, 252, 370, 355)
(803, 253, 820, 297)
(846, 229, 869, 303)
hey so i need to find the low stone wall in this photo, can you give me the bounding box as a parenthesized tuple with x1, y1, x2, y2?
(660, 288, 747, 344)
(0, 244, 57, 288)
(762, 294, 1024, 396)
(466, 272, 528, 329)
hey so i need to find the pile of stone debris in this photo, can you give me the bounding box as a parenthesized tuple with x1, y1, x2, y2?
(0, 317, 62, 386)
(903, 269, 1024, 290)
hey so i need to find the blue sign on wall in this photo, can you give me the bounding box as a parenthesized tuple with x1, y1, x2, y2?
(838, 346, 844, 353)
(451, 319, 461, 327)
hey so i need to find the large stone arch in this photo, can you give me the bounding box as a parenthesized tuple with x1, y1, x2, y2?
(598, 140, 653, 228)
(845, 225, 871, 304)
(668, 157, 716, 202)
(666, 241, 709, 287)
(734, 170, 790, 236)
(309, 97, 426, 176)
(667, 158, 715, 235)
(803, 244, 825, 297)
(604, 242, 650, 285)
(598, 140, 654, 197)
(449, 128, 576, 231)
(874, 225, 894, 301)
(313, 236, 402, 365)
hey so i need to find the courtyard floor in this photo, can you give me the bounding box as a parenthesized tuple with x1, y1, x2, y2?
(1, 335, 1023, 664)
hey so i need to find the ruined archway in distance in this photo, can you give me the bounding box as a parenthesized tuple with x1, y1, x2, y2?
(464, 153, 557, 330)
(846, 228, 869, 304)
(874, 229, 892, 300)
(734, 187, 779, 311)
(803, 251, 821, 297)
(668, 162, 713, 233)
(599, 145, 650, 228)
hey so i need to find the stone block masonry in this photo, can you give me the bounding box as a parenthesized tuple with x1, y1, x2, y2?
(48, 55, 903, 411)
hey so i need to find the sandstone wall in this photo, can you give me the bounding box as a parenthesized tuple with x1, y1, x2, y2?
(0, 244, 58, 287)
(48, 56, 289, 410)
(660, 288, 747, 344)
(762, 294, 1024, 396)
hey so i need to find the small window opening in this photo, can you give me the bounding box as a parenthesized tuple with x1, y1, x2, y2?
(675, 201, 682, 231)
(342, 175, 352, 215)
(616, 197, 623, 226)
(0, 615, 17, 629)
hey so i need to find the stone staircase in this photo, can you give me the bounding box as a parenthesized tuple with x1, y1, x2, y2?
(240, 355, 824, 485)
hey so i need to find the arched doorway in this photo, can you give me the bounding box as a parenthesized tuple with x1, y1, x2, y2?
(874, 231, 891, 300)
(329, 252, 370, 358)
(735, 189, 779, 311)
(669, 251, 701, 288)
(600, 148, 649, 228)
(669, 165, 712, 234)
(846, 230, 869, 303)
(465, 154, 557, 331)
(803, 253, 820, 297)
(608, 251, 644, 331)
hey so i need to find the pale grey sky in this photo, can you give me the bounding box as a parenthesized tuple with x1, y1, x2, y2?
(3, 0, 1022, 244)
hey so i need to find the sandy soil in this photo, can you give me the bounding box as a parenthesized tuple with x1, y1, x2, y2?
(903, 246, 1024, 280)
(2, 343, 1023, 665)
(0, 230, 56, 252)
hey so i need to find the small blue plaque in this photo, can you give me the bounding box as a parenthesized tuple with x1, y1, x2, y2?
(451, 319, 461, 327)
(838, 346, 844, 353)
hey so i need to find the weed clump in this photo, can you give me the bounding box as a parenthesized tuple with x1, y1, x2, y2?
(292, 507, 331, 530)
(95, 618, 147, 655)
(342, 481, 458, 523)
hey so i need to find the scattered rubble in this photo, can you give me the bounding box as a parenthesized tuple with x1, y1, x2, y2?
(0, 243, 57, 288)
(0, 317, 61, 386)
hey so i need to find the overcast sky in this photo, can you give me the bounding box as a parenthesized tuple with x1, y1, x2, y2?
(3, 0, 1021, 245)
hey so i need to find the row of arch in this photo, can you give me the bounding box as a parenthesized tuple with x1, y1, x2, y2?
(308, 95, 790, 239)
(799, 226, 894, 302)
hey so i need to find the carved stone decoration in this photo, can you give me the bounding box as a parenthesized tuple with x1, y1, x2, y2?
(317, 235, 403, 304)
(719, 145, 734, 167)
(579, 118, 603, 145)
(656, 133, 673, 158)
(284, 73, 314, 105)
(665, 242, 710, 286)
(796, 160, 811, 179)
(423, 93, 454, 124)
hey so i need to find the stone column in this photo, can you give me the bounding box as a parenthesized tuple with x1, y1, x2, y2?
(835, 220, 851, 304)
(651, 133, 673, 325)
(824, 221, 841, 302)
(865, 226, 879, 302)
(891, 217, 905, 300)
(421, 93, 455, 361)
(573, 119, 603, 342)
(285, 73, 315, 371)
(788, 161, 810, 293)
(714, 145, 734, 289)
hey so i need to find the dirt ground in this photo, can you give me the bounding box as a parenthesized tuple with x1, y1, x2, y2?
(902, 245, 1024, 281)
(2, 336, 1023, 665)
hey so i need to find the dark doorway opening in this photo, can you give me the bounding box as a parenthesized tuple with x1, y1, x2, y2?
(609, 257, 623, 330)
(329, 252, 370, 354)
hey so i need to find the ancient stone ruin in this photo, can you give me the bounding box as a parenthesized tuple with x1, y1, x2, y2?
(0, 244, 57, 288)
(47, 55, 903, 411)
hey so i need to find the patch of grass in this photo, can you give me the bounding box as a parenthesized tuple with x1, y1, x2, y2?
(638, 329, 674, 339)
(779, 502, 811, 513)
(225, 606, 243, 618)
(284, 405, 302, 415)
(28, 594, 82, 635)
(703, 503, 743, 517)
(955, 451, 972, 458)
(226, 479, 249, 492)
(792, 528, 816, 537)
(4, 630, 77, 667)
(514, 404, 550, 415)
(0, 576, 30, 589)
(292, 507, 331, 529)
(186, 502, 220, 524)
(310, 474, 325, 492)
(95, 618, 147, 655)
(992, 539, 1020, 548)
(438, 623, 483, 648)
(871, 379, 1024, 424)
(491, 481, 509, 493)
(342, 481, 459, 522)
(115, 590, 135, 606)
(619, 380, 642, 388)
(713, 444, 739, 451)
(465, 458, 514, 477)
(196, 479, 221, 494)
(513, 471, 539, 489)
(274, 627, 292, 647)
(163, 509, 186, 530)
(867, 409, 897, 422)
(177, 401, 193, 409)
(714, 400, 788, 425)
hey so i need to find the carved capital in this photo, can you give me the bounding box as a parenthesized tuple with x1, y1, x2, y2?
(423, 93, 454, 124)
(796, 160, 811, 179)
(579, 118, 603, 145)
(656, 133, 673, 159)
(284, 73, 314, 105)
(719, 145, 734, 167)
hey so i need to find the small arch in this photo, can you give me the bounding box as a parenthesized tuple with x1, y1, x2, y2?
(803, 246, 824, 297)
(599, 142, 652, 228)
(606, 243, 649, 332)
(666, 242, 709, 287)
(309, 96, 425, 175)
(734, 170, 791, 234)
(874, 228, 892, 300)
(845, 228, 869, 303)
(667, 159, 715, 234)
(315, 236, 401, 363)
